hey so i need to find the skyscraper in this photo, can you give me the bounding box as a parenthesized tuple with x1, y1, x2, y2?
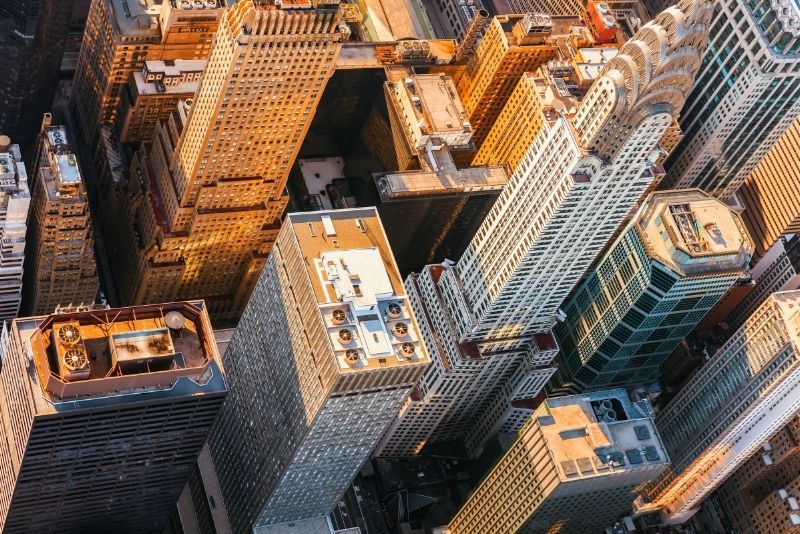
(206, 208, 430, 532)
(444, 390, 669, 534)
(661, 0, 800, 199)
(633, 290, 800, 525)
(22, 116, 98, 316)
(738, 115, 800, 259)
(0, 140, 31, 322)
(112, 0, 349, 321)
(0, 1, 76, 148)
(422, 0, 487, 40)
(377, 0, 712, 459)
(552, 189, 752, 392)
(0, 301, 227, 533)
(372, 68, 508, 273)
(716, 233, 800, 335)
(472, 48, 619, 173)
(471, 72, 544, 173)
(116, 59, 207, 144)
(715, 416, 800, 533)
(72, 0, 223, 148)
(454, 14, 560, 153)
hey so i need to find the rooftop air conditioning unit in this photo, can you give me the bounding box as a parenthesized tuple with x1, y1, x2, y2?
(393, 322, 409, 338)
(386, 303, 402, 318)
(338, 328, 354, 344)
(57, 323, 82, 346)
(344, 349, 360, 364)
(331, 308, 347, 325)
(63, 348, 88, 371)
(399, 342, 415, 357)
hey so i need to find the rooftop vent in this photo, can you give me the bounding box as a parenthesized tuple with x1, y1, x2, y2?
(63, 348, 88, 370)
(386, 303, 402, 318)
(643, 445, 661, 462)
(51, 129, 66, 146)
(634, 425, 651, 440)
(165, 310, 187, 330)
(53, 322, 90, 382)
(626, 449, 643, 465)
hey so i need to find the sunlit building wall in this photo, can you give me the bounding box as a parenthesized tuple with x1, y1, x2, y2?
(636, 291, 800, 525)
(112, 0, 349, 321)
(738, 115, 800, 259)
(716, 416, 800, 533)
(72, 0, 222, 148)
(22, 116, 98, 316)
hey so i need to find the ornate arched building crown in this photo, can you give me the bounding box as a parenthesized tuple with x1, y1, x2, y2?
(573, 0, 713, 160)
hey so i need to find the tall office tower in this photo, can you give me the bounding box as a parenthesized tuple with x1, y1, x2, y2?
(377, 0, 713, 459)
(472, 47, 619, 173)
(113, 0, 348, 321)
(0, 301, 227, 533)
(715, 416, 800, 533)
(712, 234, 800, 337)
(551, 190, 752, 393)
(206, 208, 429, 532)
(454, 14, 560, 153)
(661, 0, 800, 199)
(72, 0, 222, 148)
(633, 291, 800, 525)
(423, 0, 487, 40)
(372, 68, 507, 273)
(0, 1, 77, 148)
(0, 141, 31, 322)
(22, 117, 98, 316)
(739, 115, 800, 259)
(116, 59, 206, 144)
(443, 390, 669, 534)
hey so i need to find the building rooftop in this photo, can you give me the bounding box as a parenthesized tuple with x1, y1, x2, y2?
(21, 301, 222, 403)
(288, 208, 429, 372)
(297, 157, 348, 211)
(110, 0, 161, 37)
(144, 59, 206, 77)
(0, 148, 27, 193)
(538, 390, 669, 482)
(44, 126, 82, 185)
(386, 69, 472, 150)
(638, 189, 753, 277)
(376, 162, 507, 199)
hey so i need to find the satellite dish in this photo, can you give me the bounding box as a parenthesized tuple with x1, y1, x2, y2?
(165, 311, 186, 330)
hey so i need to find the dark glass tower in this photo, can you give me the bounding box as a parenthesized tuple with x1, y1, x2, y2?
(0, 1, 77, 150)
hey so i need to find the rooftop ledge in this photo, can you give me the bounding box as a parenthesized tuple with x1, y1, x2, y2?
(28, 301, 218, 401)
